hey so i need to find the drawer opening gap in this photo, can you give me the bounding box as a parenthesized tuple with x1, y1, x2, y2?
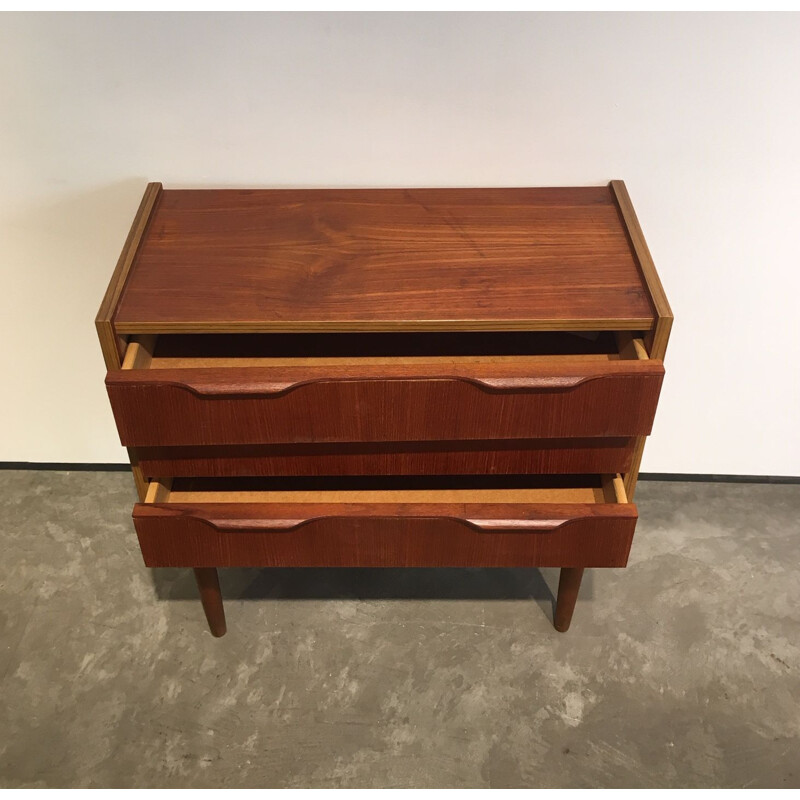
(122, 331, 650, 369)
(147, 474, 629, 506)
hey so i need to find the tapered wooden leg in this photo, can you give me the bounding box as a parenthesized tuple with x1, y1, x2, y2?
(194, 568, 227, 637)
(554, 567, 584, 632)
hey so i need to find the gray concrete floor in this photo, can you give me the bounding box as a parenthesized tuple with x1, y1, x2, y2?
(0, 470, 798, 788)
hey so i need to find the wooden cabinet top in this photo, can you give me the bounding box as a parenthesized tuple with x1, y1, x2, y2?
(107, 182, 669, 334)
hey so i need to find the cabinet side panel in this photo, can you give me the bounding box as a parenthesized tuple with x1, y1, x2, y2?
(95, 182, 162, 370)
(610, 180, 673, 498)
(609, 180, 673, 361)
(96, 182, 162, 500)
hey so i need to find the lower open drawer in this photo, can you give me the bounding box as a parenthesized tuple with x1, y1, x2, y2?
(133, 475, 637, 569)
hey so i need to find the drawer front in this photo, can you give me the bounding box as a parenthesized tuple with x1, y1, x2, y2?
(136, 438, 637, 478)
(132, 478, 637, 569)
(108, 361, 664, 447)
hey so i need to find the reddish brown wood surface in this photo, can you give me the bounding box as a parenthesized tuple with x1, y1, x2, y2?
(136, 438, 636, 479)
(112, 187, 655, 333)
(106, 360, 664, 446)
(554, 567, 585, 632)
(133, 501, 637, 568)
(193, 567, 226, 637)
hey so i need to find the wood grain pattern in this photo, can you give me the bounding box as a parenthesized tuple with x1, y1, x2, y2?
(113, 187, 655, 333)
(135, 438, 637, 479)
(133, 500, 637, 568)
(107, 360, 664, 447)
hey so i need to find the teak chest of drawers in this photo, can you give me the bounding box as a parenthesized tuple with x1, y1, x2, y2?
(96, 182, 671, 636)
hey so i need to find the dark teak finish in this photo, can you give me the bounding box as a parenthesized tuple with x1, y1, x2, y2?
(97, 182, 671, 636)
(554, 568, 585, 633)
(107, 360, 664, 447)
(114, 187, 654, 333)
(193, 567, 226, 638)
(134, 501, 637, 569)
(135, 438, 638, 479)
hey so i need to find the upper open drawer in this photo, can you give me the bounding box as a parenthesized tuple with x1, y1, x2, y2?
(106, 331, 664, 447)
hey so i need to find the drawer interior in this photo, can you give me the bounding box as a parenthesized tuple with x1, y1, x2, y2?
(145, 473, 629, 506)
(122, 331, 650, 370)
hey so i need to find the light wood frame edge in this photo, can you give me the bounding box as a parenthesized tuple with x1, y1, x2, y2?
(95, 182, 162, 501)
(609, 180, 673, 500)
(114, 317, 654, 335)
(145, 477, 173, 504)
(95, 181, 162, 370)
(609, 180, 673, 361)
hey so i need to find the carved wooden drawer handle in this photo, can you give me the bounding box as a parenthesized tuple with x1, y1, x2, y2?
(187, 514, 578, 534)
(157, 374, 598, 399)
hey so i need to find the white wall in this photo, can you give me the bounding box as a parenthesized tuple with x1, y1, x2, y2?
(2, 12, 798, 475)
